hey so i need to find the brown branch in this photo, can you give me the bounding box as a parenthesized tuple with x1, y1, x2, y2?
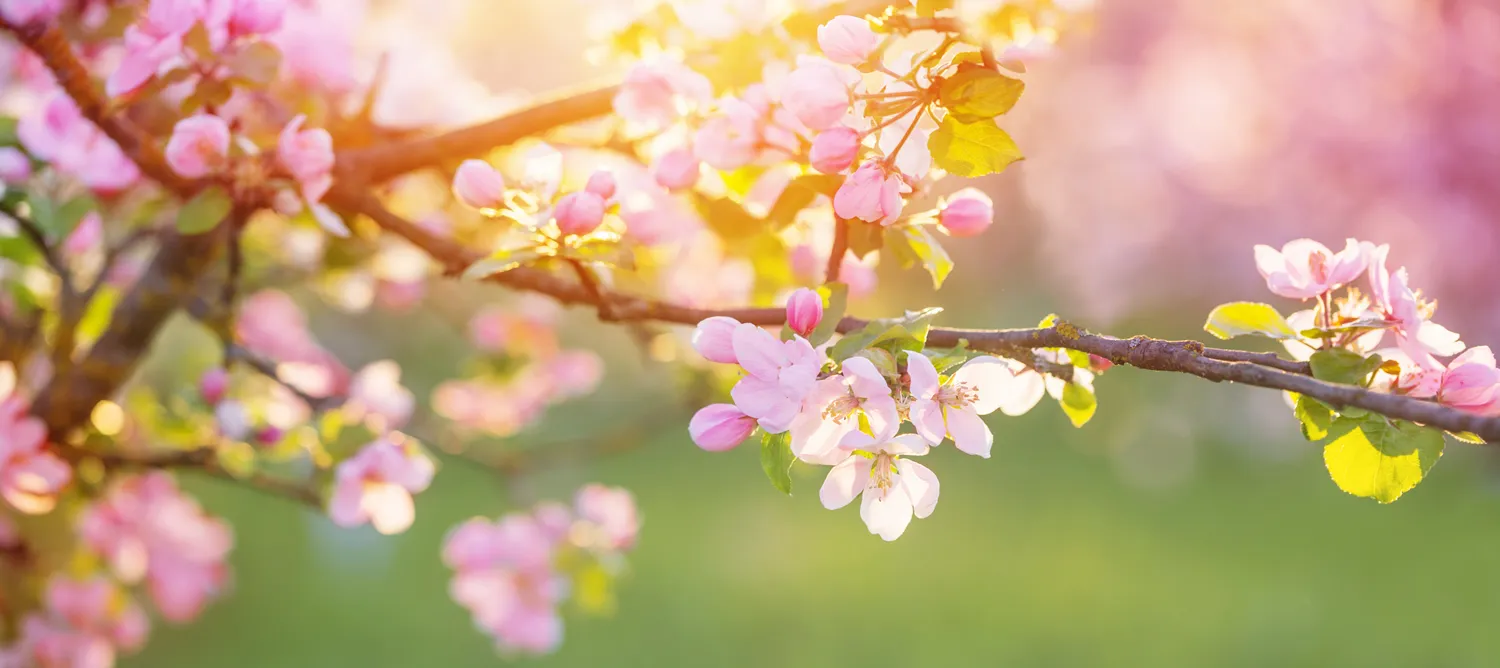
(58, 443, 322, 507)
(827, 218, 849, 283)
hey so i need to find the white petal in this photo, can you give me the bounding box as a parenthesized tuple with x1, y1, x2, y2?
(861, 395, 900, 441)
(950, 356, 1012, 415)
(909, 399, 946, 445)
(945, 407, 993, 458)
(859, 484, 914, 541)
(992, 368, 1046, 417)
(841, 356, 891, 398)
(820, 456, 869, 510)
(879, 433, 931, 457)
(790, 411, 856, 464)
(896, 459, 939, 519)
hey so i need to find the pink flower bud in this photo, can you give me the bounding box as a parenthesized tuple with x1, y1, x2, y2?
(689, 403, 757, 452)
(810, 126, 860, 174)
(277, 115, 334, 203)
(61, 212, 101, 257)
(254, 425, 284, 446)
(692, 316, 740, 364)
(229, 0, 286, 37)
(1088, 354, 1114, 372)
(199, 368, 229, 405)
(0, 0, 63, 26)
(781, 62, 851, 131)
(0, 147, 31, 184)
(817, 15, 879, 66)
(584, 169, 616, 200)
(652, 148, 700, 190)
(833, 161, 904, 225)
(554, 191, 606, 236)
(452, 159, 506, 210)
(938, 187, 994, 237)
(785, 288, 824, 338)
(165, 114, 231, 179)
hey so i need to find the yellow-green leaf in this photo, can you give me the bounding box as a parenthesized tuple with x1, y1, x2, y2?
(1448, 431, 1485, 444)
(1060, 382, 1096, 428)
(900, 225, 953, 289)
(461, 247, 545, 280)
(1323, 417, 1444, 503)
(760, 431, 793, 495)
(939, 68, 1025, 123)
(1203, 302, 1297, 340)
(1292, 393, 1331, 441)
(176, 186, 233, 235)
(928, 116, 1023, 178)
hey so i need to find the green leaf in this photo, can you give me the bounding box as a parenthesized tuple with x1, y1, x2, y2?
(696, 195, 764, 240)
(807, 282, 847, 348)
(928, 116, 1023, 178)
(1293, 393, 1331, 441)
(938, 68, 1025, 123)
(1060, 382, 1096, 428)
(845, 220, 884, 258)
(1202, 302, 1297, 340)
(1309, 349, 1382, 386)
(925, 341, 974, 375)
(175, 186, 233, 235)
(767, 174, 841, 228)
(900, 225, 954, 289)
(1448, 431, 1486, 444)
(225, 41, 282, 87)
(0, 116, 17, 146)
(1322, 417, 1444, 503)
(829, 308, 943, 361)
(760, 431, 794, 495)
(461, 247, 546, 280)
(49, 194, 98, 238)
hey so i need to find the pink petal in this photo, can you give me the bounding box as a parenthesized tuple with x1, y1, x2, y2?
(819, 455, 868, 510)
(896, 459, 940, 519)
(945, 406, 993, 458)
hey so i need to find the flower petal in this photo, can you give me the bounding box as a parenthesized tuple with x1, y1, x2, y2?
(945, 406, 993, 458)
(896, 459, 940, 519)
(731, 323, 786, 380)
(819, 455, 869, 510)
(859, 484, 913, 541)
(909, 398, 946, 445)
(952, 356, 1016, 416)
(905, 351, 939, 399)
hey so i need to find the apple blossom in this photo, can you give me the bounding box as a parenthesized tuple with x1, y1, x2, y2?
(164, 114, 231, 179)
(61, 212, 102, 257)
(198, 368, 229, 405)
(0, 0, 61, 25)
(906, 352, 1016, 458)
(0, 147, 30, 183)
(689, 404, 758, 451)
(0, 396, 70, 514)
(228, 0, 286, 38)
(574, 484, 639, 551)
(584, 170, 617, 200)
(277, 115, 335, 204)
(833, 160, 904, 225)
(652, 148, 701, 190)
(780, 60, 853, 130)
(819, 429, 940, 541)
(817, 16, 880, 66)
(788, 356, 899, 463)
(785, 288, 824, 338)
(810, 126, 860, 174)
(691, 316, 741, 364)
(346, 360, 415, 431)
(1253, 238, 1367, 300)
(728, 323, 823, 433)
(1438, 347, 1500, 414)
(329, 438, 435, 535)
(452, 159, 507, 210)
(554, 191, 607, 236)
(938, 188, 995, 237)
(1366, 243, 1464, 363)
(43, 576, 150, 653)
(613, 59, 713, 128)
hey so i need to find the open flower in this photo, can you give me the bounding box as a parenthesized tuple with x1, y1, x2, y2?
(906, 352, 1013, 458)
(817, 15, 879, 66)
(819, 429, 939, 541)
(329, 439, 435, 535)
(0, 397, 70, 514)
(1366, 243, 1463, 364)
(1253, 238, 1367, 300)
(788, 356, 898, 463)
(164, 114, 230, 179)
(833, 160, 904, 225)
(727, 323, 822, 433)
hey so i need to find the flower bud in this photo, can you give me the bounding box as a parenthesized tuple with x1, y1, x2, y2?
(165, 114, 231, 179)
(938, 187, 994, 237)
(689, 403, 757, 452)
(785, 288, 824, 338)
(692, 316, 741, 364)
(229, 0, 286, 37)
(810, 126, 860, 174)
(254, 425, 284, 446)
(199, 368, 229, 405)
(554, 191, 606, 236)
(0, 147, 31, 184)
(452, 159, 506, 210)
(584, 169, 616, 200)
(652, 148, 700, 191)
(817, 15, 879, 66)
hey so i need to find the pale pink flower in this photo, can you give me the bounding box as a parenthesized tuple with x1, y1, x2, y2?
(613, 59, 713, 128)
(61, 212, 102, 257)
(0, 0, 62, 25)
(691, 316, 741, 364)
(817, 15, 880, 66)
(584, 170, 616, 200)
(443, 512, 567, 656)
(728, 323, 823, 433)
(810, 126, 860, 174)
(833, 160, 904, 225)
(780, 60, 852, 130)
(574, 484, 638, 551)
(164, 114, 231, 179)
(938, 188, 994, 237)
(443, 515, 554, 574)
(689, 403, 757, 452)
(328, 439, 435, 535)
(271, 0, 360, 94)
(44, 576, 150, 653)
(785, 288, 823, 338)
(540, 351, 603, 399)
(1439, 346, 1500, 414)
(452, 159, 506, 210)
(0, 397, 70, 514)
(1253, 238, 1367, 300)
(227, 0, 285, 37)
(276, 115, 334, 203)
(906, 352, 1017, 458)
(819, 429, 939, 541)
(0, 147, 31, 184)
(788, 356, 899, 464)
(346, 361, 414, 431)
(17, 95, 141, 193)
(198, 368, 229, 405)
(1366, 244, 1464, 363)
(107, 27, 184, 99)
(652, 148, 700, 191)
(20, 615, 117, 668)
(235, 289, 351, 399)
(553, 191, 606, 236)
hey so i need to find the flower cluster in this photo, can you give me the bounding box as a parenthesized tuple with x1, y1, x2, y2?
(443, 484, 639, 655)
(328, 436, 435, 535)
(107, 0, 286, 99)
(0, 382, 69, 515)
(10, 576, 150, 668)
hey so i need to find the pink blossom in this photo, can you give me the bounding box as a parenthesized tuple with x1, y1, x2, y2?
(652, 148, 700, 191)
(938, 188, 994, 237)
(906, 352, 1017, 458)
(810, 126, 860, 173)
(107, 27, 184, 99)
(728, 323, 823, 433)
(78, 472, 232, 622)
(198, 368, 229, 405)
(785, 288, 823, 338)
(584, 170, 616, 200)
(61, 212, 102, 257)
(613, 59, 713, 128)
(817, 15, 880, 66)
(833, 160, 904, 224)
(1253, 238, 1367, 300)
(277, 115, 334, 203)
(328, 439, 435, 535)
(19, 615, 117, 668)
(554, 191, 606, 236)
(0, 147, 31, 183)
(235, 289, 351, 399)
(228, 0, 285, 37)
(452, 159, 506, 210)
(443, 512, 568, 656)
(346, 361, 414, 431)
(788, 356, 899, 464)
(0, 0, 62, 26)
(691, 316, 741, 364)
(1439, 346, 1500, 414)
(0, 397, 70, 514)
(540, 351, 603, 399)
(443, 515, 554, 574)
(780, 60, 852, 130)
(43, 576, 150, 653)
(17, 95, 141, 193)
(165, 114, 231, 179)
(574, 484, 638, 551)
(689, 404, 757, 452)
(1366, 243, 1464, 363)
(271, 0, 360, 94)
(819, 430, 939, 541)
